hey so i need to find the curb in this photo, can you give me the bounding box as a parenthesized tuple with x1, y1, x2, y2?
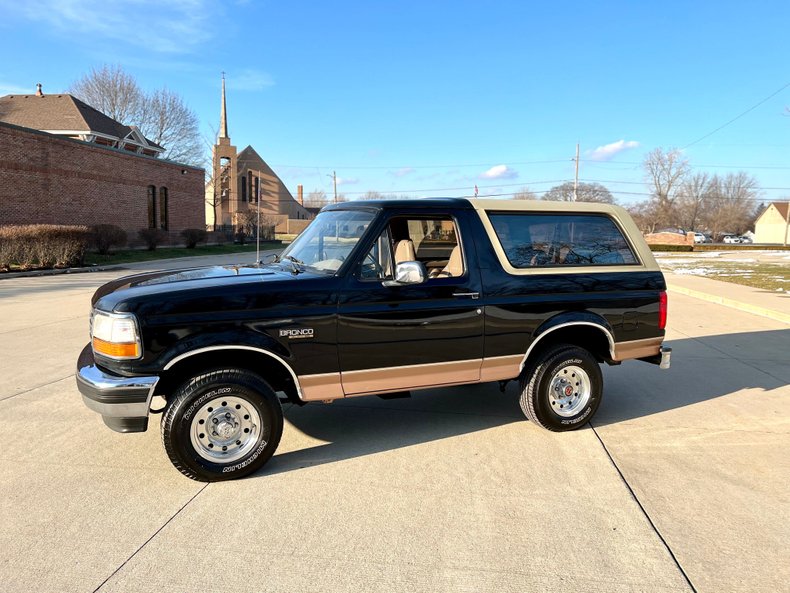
(667, 282, 790, 326)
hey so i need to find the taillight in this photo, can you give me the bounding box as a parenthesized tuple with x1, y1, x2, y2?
(658, 291, 667, 330)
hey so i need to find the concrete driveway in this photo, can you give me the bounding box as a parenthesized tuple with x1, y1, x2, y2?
(0, 257, 787, 593)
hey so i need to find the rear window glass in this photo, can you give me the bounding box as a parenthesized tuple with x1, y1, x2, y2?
(487, 212, 637, 268)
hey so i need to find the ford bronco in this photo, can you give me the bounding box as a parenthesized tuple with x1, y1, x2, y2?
(77, 198, 671, 481)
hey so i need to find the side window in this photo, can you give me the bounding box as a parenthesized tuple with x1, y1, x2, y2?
(488, 213, 637, 268)
(390, 216, 465, 279)
(359, 228, 394, 281)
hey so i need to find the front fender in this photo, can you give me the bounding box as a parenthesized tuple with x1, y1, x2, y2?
(154, 328, 292, 372)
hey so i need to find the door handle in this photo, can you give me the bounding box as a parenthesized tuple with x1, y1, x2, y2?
(453, 291, 480, 299)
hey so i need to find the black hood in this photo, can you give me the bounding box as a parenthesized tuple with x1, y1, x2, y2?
(91, 263, 327, 309)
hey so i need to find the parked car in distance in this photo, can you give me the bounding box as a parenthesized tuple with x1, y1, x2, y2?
(738, 236, 753, 244)
(722, 235, 741, 244)
(692, 232, 707, 244)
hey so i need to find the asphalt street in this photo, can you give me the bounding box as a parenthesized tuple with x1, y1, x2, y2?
(0, 257, 787, 593)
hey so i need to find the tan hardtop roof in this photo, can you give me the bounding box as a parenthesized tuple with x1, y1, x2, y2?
(466, 198, 628, 216)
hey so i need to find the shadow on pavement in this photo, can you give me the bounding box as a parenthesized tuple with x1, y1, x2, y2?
(596, 328, 789, 426)
(263, 383, 523, 477)
(257, 328, 789, 478)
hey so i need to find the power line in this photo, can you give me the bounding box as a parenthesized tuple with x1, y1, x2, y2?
(681, 80, 790, 149)
(272, 158, 571, 170)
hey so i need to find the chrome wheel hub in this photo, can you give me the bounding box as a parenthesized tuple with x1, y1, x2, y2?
(190, 395, 261, 463)
(548, 365, 591, 417)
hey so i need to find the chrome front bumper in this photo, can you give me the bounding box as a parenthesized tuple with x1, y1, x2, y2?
(76, 344, 159, 432)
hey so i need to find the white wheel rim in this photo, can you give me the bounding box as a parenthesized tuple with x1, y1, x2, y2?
(548, 365, 591, 417)
(189, 395, 261, 463)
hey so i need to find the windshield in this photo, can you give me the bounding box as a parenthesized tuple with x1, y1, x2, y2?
(279, 209, 376, 274)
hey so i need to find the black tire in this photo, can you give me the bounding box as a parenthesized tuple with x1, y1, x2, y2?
(519, 344, 602, 431)
(161, 368, 283, 482)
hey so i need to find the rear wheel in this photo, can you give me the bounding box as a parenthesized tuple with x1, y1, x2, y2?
(161, 368, 283, 482)
(519, 345, 602, 431)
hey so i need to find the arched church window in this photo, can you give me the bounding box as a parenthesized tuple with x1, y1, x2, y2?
(147, 185, 156, 229)
(159, 187, 169, 230)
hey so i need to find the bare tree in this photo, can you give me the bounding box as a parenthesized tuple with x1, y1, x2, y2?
(512, 187, 537, 200)
(542, 182, 615, 203)
(361, 191, 385, 200)
(304, 189, 328, 208)
(69, 64, 203, 166)
(703, 172, 761, 238)
(70, 64, 144, 125)
(643, 148, 690, 229)
(140, 88, 203, 165)
(675, 172, 712, 231)
(237, 210, 278, 240)
(627, 200, 661, 234)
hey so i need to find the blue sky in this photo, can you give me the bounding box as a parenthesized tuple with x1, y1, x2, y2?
(1, 0, 789, 205)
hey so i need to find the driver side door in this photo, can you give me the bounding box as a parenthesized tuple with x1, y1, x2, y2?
(337, 211, 484, 395)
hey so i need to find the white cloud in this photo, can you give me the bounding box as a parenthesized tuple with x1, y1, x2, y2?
(480, 164, 518, 180)
(587, 139, 640, 161)
(389, 167, 415, 177)
(226, 69, 275, 91)
(337, 177, 359, 186)
(5, 0, 218, 54)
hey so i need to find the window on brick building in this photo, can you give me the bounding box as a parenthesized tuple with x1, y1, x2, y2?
(252, 175, 259, 204)
(159, 187, 169, 230)
(240, 175, 247, 202)
(147, 185, 156, 229)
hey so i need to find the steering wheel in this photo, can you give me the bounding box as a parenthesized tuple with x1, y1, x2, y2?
(361, 252, 383, 278)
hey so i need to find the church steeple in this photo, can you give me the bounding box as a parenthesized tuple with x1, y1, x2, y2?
(219, 72, 229, 141)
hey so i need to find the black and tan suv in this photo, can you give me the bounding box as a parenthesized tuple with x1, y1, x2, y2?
(77, 198, 671, 481)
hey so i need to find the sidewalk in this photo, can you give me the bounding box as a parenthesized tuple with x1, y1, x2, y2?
(665, 273, 790, 325)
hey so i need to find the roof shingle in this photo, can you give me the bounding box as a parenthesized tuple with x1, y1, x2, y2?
(0, 93, 162, 149)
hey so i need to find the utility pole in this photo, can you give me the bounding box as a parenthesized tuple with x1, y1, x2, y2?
(332, 170, 338, 204)
(255, 172, 261, 264)
(573, 143, 580, 202)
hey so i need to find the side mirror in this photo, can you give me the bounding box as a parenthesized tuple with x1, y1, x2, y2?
(383, 261, 427, 287)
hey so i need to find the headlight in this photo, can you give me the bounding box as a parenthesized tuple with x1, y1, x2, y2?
(91, 310, 142, 360)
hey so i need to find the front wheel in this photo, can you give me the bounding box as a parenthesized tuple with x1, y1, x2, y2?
(519, 345, 602, 431)
(161, 368, 283, 481)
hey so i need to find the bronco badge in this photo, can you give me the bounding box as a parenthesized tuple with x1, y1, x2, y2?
(279, 328, 314, 339)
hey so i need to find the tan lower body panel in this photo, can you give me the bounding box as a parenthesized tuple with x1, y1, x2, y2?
(299, 372, 344, 401)
(298, 338, 662, 402)
(613, 336, 663, 361)
(342, 358, 481, 396)
(479, 354, 523, 382)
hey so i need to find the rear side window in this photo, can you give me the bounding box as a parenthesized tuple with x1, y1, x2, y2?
(488, 213, 637, 268)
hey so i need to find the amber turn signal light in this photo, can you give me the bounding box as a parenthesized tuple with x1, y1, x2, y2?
(92, 337, 140, 359)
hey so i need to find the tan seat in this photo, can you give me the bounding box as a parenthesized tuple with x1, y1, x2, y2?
(394, 239, 416, 264)
(435, 245, 463, 278)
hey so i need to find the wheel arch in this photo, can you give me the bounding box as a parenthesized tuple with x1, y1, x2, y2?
(155, 346, 303, 404)
(520, 317, 615, 373)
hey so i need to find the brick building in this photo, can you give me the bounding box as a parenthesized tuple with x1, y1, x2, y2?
(206, 75, 311, 230)
(0, 87, 204, 240)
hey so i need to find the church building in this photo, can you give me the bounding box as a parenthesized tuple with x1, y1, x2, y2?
(206, 76, 312, 231)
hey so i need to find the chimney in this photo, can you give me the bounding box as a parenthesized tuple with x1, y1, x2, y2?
(297, 184, 304, 206)
(35, 83, 43, 97)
